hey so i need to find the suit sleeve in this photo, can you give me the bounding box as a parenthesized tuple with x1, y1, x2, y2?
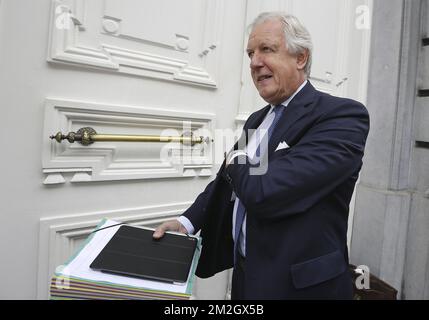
(223, 100, 370, 221)
(181, 178, 217, 233)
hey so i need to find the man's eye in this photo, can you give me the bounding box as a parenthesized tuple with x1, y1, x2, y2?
(247, 51, 254, 58)
(263, 46, 272, 52)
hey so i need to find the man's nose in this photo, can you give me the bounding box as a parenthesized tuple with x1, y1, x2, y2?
(250, 52, 263, 69)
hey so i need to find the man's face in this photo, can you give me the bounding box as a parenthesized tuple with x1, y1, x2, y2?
(246, 19, 307, 105)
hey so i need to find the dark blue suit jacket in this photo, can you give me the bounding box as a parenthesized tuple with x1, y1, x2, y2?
(183, 82, 369, 299)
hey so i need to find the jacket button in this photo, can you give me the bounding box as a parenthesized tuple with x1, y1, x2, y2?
(226, 174, 232, 184)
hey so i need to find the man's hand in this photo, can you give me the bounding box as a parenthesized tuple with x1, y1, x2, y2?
(153, 219, 188, 239)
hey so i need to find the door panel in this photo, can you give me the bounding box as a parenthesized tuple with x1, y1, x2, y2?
(49, 0, 223, 88)
(0, 0, 246, 299)
(0, 0, 370, 299)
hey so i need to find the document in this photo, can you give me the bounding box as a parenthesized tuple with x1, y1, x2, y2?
(51, 219, 201, 299)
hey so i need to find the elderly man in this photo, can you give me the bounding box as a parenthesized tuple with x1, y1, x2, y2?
(153, 12, 369, 299)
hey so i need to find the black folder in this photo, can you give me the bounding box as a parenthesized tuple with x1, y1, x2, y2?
(90, 225, 198, 284)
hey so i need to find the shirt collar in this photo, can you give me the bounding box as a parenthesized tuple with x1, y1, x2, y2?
(270, 79, 308, 110)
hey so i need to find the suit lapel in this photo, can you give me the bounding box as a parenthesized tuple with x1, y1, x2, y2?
(234, 104, 271, 150)
(247, 106, 271, 130)
(268, 81, 319, 155)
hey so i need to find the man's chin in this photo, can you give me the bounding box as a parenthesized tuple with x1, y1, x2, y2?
(257, 89, 271, 100)
(258, 92, 276, 105)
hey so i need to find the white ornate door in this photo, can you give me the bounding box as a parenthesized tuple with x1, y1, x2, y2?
(0, 0, 370, 299)
(0, 0, 247, 299)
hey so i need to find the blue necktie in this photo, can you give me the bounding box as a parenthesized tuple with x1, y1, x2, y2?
(234, 105, 284, 263)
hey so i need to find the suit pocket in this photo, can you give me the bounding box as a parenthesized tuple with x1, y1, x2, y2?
(290, 250, 347, 289)
(271, 147, 291, 159)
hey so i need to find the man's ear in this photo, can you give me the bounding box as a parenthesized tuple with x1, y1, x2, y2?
(296, 49, 309, 71)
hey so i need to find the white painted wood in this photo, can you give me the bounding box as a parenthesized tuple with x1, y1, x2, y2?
(42, 98, 215, 183)
(0, 0, 245, 300)
(48, 0, 224, 88)
(0, 0, 371, 299)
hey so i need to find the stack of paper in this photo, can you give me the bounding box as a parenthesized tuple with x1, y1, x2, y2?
(50, 219, 201, 300)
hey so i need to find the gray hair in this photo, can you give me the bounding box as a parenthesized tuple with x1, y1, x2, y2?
(249, 12, 313, 77)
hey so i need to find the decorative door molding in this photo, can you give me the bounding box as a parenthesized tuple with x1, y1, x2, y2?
(48, 0, 225, 88)
(42, 98, 215, 184)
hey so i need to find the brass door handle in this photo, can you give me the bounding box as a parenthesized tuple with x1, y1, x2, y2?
(50, 127, 210, 146)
